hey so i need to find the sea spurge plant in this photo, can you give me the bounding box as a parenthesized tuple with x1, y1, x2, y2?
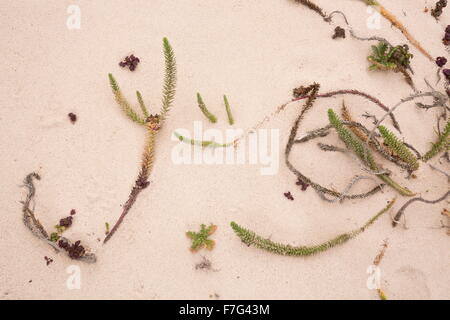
(230, 199, 395, 256)
(361, 0, 433, 61)
(186, 224, 217, 252)
(367, 42, 414, 89)
(104, 37, 177, 244)
(368, 42, 413, 71)
(423, 120, 450, 161)
(328, 109, 415, 197)
(378, 125, 419, 171)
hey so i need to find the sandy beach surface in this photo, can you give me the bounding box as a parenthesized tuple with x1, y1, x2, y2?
(0, 0, 449, 299)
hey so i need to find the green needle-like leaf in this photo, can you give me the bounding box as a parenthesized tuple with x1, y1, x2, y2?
(108, 73, 146, 125)
(136, 90, 149, 118)
(423, 120, 450, 161)
(224, 95, 235, 125)
(159, 37, 177, 122)
(328, 109, 415, 196)
(197, 93, 217, 123)
(378, 125, 418, 170)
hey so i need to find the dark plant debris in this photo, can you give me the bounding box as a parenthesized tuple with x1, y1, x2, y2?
(296, 178, 310, 191)
(68, 113, 77, 124)
(59, 216, 73, 228)
(21, 173, 96, 263)
(284, 191, 294, 201)
(58, 239, 86, 260)
(393, 191, 450, 227)
(432, 0, 447, 18)
(44, 256, 53, 266)
(443, 25, 450, 45)
(443, 68, 450, 80)
(293, 0, 326, 19)
(436, 56, 447, 67)
(119, 54, 140, 71)
(195, 256, 215, 271)
(332, 26, 346, 39)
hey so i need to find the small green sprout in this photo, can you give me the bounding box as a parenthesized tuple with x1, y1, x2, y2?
(55, 225, 66, 234)
(50, 232, 60, 242)
(186, 224, 217, 252)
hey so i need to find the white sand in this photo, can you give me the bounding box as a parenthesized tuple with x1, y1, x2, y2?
(0, 0, 449, 299)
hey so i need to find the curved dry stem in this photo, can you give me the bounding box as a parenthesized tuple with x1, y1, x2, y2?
(392, 191, 450, 227)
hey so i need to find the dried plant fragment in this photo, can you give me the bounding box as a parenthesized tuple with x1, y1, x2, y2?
(373, 239, 388, 266)
(367, 42, 415, 90)
(21, 173, 96, 263)
(195, 256, 219, 272)
(371, 239, 389, 300)
(332, 26, 346, 39)
(296, 178, 309, 191)
(436, 57, 447, 68)
(284, 192, 294, 201)
(119, 54, 140, 71)
(378, 289, 388, 300)
(68, 113, 77, 124)
(230, 199, 395, 256)
(286, 84, 384, 201)
(44, 256, 53, 266)
(362, 0, 433, 61)
(292, 0, 327, 19)
(392, 191, 450, 227)
(432, 0, 447, 18)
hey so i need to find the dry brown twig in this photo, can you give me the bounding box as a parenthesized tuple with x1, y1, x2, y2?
(21, 173, 96, 263)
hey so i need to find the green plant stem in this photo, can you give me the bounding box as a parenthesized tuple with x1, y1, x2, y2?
(108, 74, 146, 125)
(174, 132, 233, 148)
(230, 199, 395, 256)
(197, 93, 217, 123)
(136, 90, 149, 118)
(224, 95, 234, 125)
(378, 125, 418, 170)
(104, 38, 177, 244)
(328, 109, 414, 197)
(160, 37, 177, 122)
(423, 120, 450, 161)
